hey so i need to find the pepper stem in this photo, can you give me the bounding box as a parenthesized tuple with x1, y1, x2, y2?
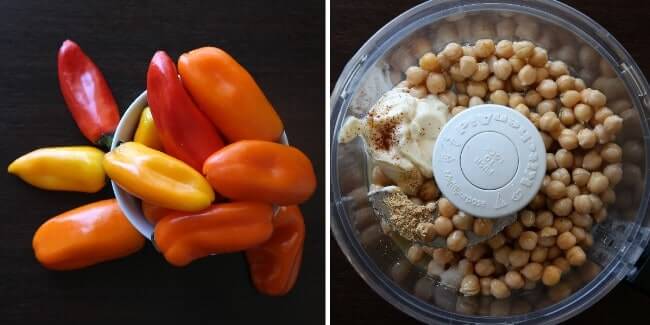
(96, 134, 114, 151)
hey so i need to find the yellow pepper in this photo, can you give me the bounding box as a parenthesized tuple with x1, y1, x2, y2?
(8, 146, 105, 193)
(133, 107, 163, 151)
(103, 141, 214, 211)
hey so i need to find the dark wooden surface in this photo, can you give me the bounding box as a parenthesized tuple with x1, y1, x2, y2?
(0, 0, 324, 324)
(332, 0, 650, 323)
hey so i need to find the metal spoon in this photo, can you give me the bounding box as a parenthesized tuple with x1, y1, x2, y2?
(368, 186, 517, 248)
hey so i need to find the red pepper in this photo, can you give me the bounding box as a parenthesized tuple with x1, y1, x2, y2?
(147, 51, 225, 171)
(57, 40, 120, 149)
(246, 205, 305, 296)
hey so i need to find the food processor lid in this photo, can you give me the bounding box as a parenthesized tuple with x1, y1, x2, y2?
(432, 104, 546, 218)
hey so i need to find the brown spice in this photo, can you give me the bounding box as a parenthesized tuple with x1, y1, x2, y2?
(383, 190, 437, 241)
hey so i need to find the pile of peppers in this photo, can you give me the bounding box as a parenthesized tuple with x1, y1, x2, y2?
(8, 40, 316, 296)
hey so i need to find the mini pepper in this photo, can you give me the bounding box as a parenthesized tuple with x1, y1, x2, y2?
(8, 146, 106, 193)
(133, 107, 163, 151)
(178, 47, 284, 142)
(203, 140, 316, 205)
(103, 142, 214, 212)
(155, 202, 274, 267)
(58, 40, 120, 149)
(246, 205, 305, 296)
(33, 199, 145, 270)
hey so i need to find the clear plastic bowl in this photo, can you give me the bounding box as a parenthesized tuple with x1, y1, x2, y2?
(330, 0, 650, 323)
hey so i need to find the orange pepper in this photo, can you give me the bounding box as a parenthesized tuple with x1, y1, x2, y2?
(246, 205, 305, 296)
(141, 201, 172, 225)
(202, 140, 316, 205)
(177, 47, 284, 142)
(32, 199, 145, 270)
(154, 202, 274, 267)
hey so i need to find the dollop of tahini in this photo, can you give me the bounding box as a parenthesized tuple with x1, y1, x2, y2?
(339, 86, 449, 195)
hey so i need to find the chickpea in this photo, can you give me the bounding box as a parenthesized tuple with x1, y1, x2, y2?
(469, 96, 485, 107)
(530, 193, 546, 209)
(426, 72, 447, 94)
(490, 90, 509, 105)
(460, 274, 481, 296)
(545, 180, 567, 199)
(459, 55, 478, 78)
(474, 39, 495, 58)
(571, 226, 587, 243)
(487, 233, 506, 250)
(536, 67, 550, 83)
(436, 52, 452, 70)
(513, 103, 529, 117)
(416, 222, 437, 242)
(531, 247, 549, 263)
(540, 226, 558, 238)
(480, 277, 493, 296)
(558, 129, 578, 150)
(603, 115, 623, 134)
(438, 198, 457, 218)
(490, 279, 511, 299)
(560, 91, 581, 111)
(492, 58, 512, 81)
(518, 64, 537, 86)
(553, 217, 573, 233)
(509, 57, 525, 73)
(581, 89, 607, 108)
(472, 62, 490, 81)
(559, 107, 576, 126)
(418, 52, 439, 72)
(600, 188, 616, 204)
(600, 143, 622, 163)
(536, 211, 554, 228)
(505, 221, 523, 239)
(551, 169, 570, 186)
(574, 78, 586, 91)
(540, 111, 562, 132)
(442, 42, 463, 61)
(572, 194, 592, 214)
(555, 150, 573, 170)
(524, 90, 542, 107)
(582, 150, 602, 171)
(519, 210, 536, 228)
(494, 246, 512, 266)
(438, 90, 458, 107)
(467, 81, 487, 98)
(452, 106, 467, 116)
(452, 212, 474, 231)
(513, 41, 534, 59)
(542, 265, 562, 286)
(566, 184, 580, 200)
(552, 198, 573, 217)
(427, 259, 445, 277)
(527, 47, 548, 67)
(458, 94, 470, 106)
(447, 230, 469, 252)
(577, 128, 597, 149)
(487, 75, 505, 92)
(433, 247, 454, 266)
(587, 172, 609, 194)
(581, 233, 594, 248)
(556, 231, 577, 250)
(536, 79, 558, 99)
(509, 249, 530, 268)
(569, 212, 593, 229)
(566, 246, 587, 266)
(521, 262, 544, 281)
(418, 180, 439, 202)
(465, 244, 488, 262)
(536, 99, 556, 115)
(556, 75, 575, 92)
(574, 103, 594, 124)
(405, 66, 428, 85)
(458, 258, 475, 276)
(475, 258, 496, 277)
(518, 231, 539, 251)
(409, 85, 427, 98)
(540, 132, 553, 150)
(548, 60, 569, 78)
(603, 163, 623, 186)
(593, 107, 614, 125)
(504, 271, 525, 290)
(407, 244, 425, 263)
(509, 92, 525, 107)
(495, 39, 514, 58)
(473, 218, 494, 237)
(433, 216, 454, 237)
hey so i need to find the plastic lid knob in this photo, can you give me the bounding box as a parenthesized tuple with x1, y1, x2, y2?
(432, 104, 546, 218)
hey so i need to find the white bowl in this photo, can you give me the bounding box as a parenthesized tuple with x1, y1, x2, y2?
(111, 90, 288, 240)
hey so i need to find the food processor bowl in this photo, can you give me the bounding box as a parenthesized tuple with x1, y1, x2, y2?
(330, 0, 650, 323)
